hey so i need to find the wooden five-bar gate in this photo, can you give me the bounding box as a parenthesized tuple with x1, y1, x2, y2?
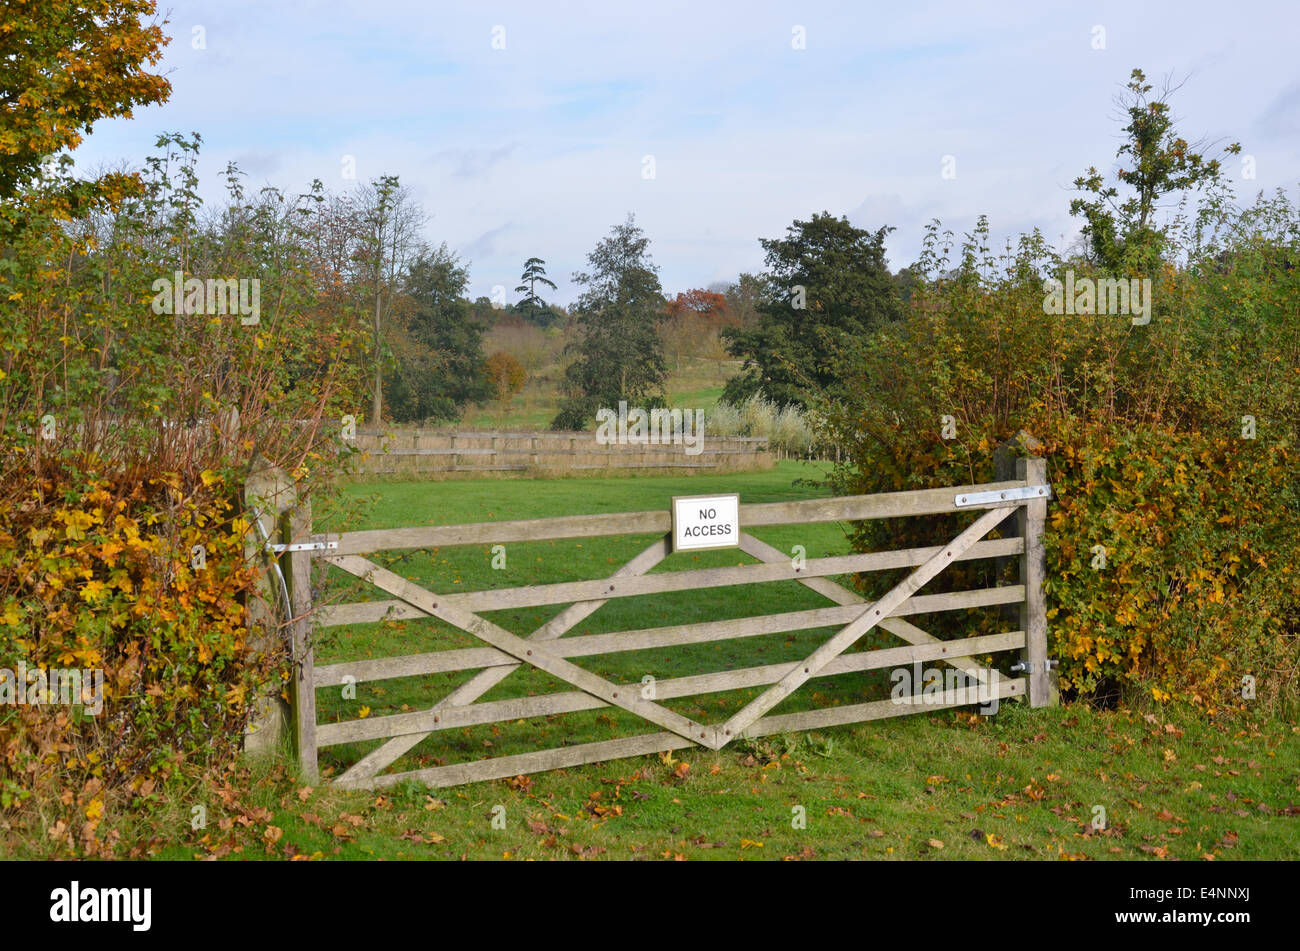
(263, 458, 1053, 790)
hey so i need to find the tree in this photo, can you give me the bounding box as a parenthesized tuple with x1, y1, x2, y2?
(552, 214, 667, 429)
(666, 288, 728, 318)
(514, 256, 558, 325)
(485, 350, 527, 412)
(0, 0, 170, 212)
(385, 244, 491, 423)
(662, 288, 730, 370)
(891, 265, 923, 307)
(722, 273, 769, 330)
(1070, 68, 1241, 273)
(356, 175, 425, 423)
(721, 212, 903, 408)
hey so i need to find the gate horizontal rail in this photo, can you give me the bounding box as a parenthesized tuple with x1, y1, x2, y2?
(315, 537, 1023, 618)
(315, 476, 1032, 555)
(317, 630, 1027, 747)
(313, 584, 1026, 686)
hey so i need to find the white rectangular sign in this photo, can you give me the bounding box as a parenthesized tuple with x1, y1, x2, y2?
(671, 493, 740, 552)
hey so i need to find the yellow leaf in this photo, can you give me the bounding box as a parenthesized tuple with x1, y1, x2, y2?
(85, 799, 103, 821)
(358, 706, 371, 718)
(80, 580, 109, 603)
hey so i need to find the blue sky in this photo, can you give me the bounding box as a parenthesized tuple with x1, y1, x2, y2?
(72, 0, 1300, 304)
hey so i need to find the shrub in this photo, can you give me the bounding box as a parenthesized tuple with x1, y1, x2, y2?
(706, 395, 817, 456)
(485, 351, 527, 407)
(822, 199, 1300, 713)
(0, 135, 366, 852)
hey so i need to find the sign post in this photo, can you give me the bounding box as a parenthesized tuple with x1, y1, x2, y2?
(671, 493, 740, 552)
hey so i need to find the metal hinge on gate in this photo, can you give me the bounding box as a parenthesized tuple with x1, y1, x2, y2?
(1010, 659, 1058, 674)
(267, 538, 338, 554)
(955, 484, 1052, 507)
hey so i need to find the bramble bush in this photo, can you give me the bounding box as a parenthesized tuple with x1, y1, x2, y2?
(823, 192, 1300, 714)
(0, 471, 263, 853)
(1039, 424, 1297, 708)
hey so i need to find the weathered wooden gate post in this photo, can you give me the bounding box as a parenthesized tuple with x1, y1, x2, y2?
(1017, 455, 1055, 707)
(280, 498, 318, 781)
(243, 460, 291, 753)
(242, 457, 318, 774)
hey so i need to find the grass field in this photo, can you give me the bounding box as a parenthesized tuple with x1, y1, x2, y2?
(148, 698, 1294, 861)
(458, 356, 735, 430)
(66, 460, 1289, 861)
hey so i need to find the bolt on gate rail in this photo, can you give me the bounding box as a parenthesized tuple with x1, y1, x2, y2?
(265, 457, 1053, 789)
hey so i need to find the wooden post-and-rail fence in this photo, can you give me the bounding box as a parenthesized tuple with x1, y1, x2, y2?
(245, 458, 1056, 788)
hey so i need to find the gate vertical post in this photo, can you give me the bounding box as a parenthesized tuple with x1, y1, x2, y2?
(243, 459, 292, 753)
(281, 497, 318, 781)
(1017, 456, 1053, 707)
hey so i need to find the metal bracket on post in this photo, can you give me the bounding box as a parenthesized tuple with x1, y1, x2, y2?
(267, 537, 338, 555)
(1009, 658, 1058, 674)
(955, 484, 1052, 507)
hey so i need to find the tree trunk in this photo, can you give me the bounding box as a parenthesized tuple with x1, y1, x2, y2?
(372, 284, 383, 425)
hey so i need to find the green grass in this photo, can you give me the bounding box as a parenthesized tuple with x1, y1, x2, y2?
(144, 696, 1298, 861)
(459, 356, 735, 431)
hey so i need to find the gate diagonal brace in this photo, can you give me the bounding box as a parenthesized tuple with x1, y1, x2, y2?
(327, 553, 722, 751)
(332, 535, 674, 783)
(716, 505, 1010, 747)
(736, 534, 1002, 688)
